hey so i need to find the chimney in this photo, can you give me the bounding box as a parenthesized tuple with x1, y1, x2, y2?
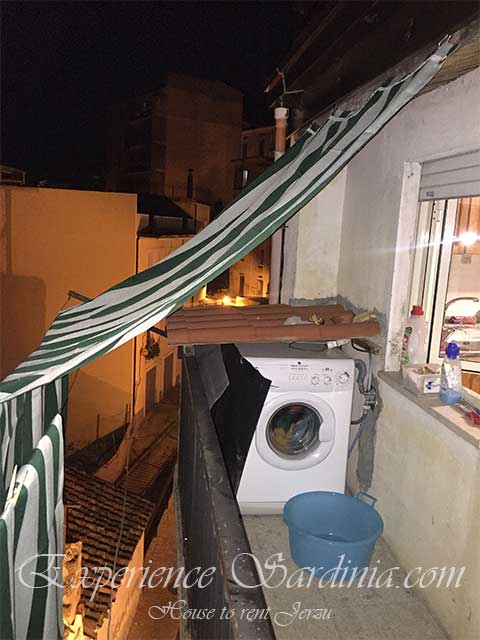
(269, 107, 289, 304)
(274, 107, 289, 160)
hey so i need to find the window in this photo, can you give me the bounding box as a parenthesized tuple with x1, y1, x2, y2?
(242, 169, 249, 188)
(408, 151, 480, 377)
(410, 196, 480, 373)
(259, 138, 265, 157)
(256, 278, 264, 296)
(239, 273, 245, 297)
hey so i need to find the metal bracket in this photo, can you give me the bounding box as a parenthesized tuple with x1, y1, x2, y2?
(363, 389, 378, 412)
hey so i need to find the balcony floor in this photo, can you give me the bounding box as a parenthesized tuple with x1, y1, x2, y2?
(243, 515, 446, 640)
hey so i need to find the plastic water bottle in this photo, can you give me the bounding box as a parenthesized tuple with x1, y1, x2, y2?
(401, 305, 428, 375)
(439, 342, 462, 405)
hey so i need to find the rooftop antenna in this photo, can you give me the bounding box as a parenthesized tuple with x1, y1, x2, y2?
(274, 67, 304, 107)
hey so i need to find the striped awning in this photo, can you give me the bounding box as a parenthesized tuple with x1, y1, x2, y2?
(0, 39, 455, 403)
(0, 38, 455, 638)
(0, 414, 64, 640)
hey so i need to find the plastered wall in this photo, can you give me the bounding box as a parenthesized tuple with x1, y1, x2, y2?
(371, 381, 480, 639)
(280, 67, 480, 639)
(282, 168, 346, 303)
(96, 534, 145, 640)
(0, 187, 137, 447)
(134, 235, 193, 420)
(338, 68, 480, 364)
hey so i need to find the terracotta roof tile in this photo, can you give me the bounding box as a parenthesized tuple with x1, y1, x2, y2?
(64, 467, 154, 637)
(166, 303, 380, 345)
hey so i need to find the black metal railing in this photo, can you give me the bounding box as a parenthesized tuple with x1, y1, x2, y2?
(177, 352, 275, 640)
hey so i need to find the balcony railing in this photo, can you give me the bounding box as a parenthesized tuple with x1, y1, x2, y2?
(176, 351, 275, 639)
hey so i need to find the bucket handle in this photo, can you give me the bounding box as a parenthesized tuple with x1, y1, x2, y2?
(356, 491, 378, 508)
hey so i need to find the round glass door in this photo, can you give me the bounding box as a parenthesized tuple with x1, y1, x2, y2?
(266, 403, 321, 458)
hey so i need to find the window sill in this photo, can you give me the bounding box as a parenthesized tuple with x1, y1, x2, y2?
(378, 371, 480, 449)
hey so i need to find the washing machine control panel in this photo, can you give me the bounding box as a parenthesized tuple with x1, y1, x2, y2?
(275, 362, 354, 392)
(238, 345, 355, 393)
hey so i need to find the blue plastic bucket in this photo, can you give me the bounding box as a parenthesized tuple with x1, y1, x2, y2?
(283, 491, 384, 580)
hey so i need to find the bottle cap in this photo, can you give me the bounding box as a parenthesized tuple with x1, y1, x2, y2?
(445, 341, 460, 358)
(411, 305, 424, 316)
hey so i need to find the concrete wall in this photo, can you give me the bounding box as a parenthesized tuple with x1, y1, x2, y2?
(0, 187, 138, 447)
(371, 381, 480, 639)
(282, 168, 346, 303)
(338, 68, 480, 366)
(281, 68, 480, 639)
(96, 534, 145, 640)
(284, 68, 480, 330)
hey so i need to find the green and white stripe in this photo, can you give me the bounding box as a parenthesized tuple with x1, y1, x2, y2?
(0, 378, 68, 507)
(0, 39, 455, 638)
(0, 415, 64, 640)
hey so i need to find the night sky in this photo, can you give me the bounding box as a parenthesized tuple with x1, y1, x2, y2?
(2, 1, 297, 183)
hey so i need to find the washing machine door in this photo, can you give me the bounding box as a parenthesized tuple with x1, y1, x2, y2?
(256, 392, 335, 470)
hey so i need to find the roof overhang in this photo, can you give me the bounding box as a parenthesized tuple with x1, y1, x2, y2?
(265, 2, 479, 129)
(291, 20, 480, 138)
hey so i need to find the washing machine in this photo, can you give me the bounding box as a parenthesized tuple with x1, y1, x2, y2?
(236, 342, 355, 515)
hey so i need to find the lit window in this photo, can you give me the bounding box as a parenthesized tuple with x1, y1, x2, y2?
(410, 196, 480, 373)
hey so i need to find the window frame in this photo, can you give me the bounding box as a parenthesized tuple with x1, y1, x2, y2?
(385, 153, 480, 380)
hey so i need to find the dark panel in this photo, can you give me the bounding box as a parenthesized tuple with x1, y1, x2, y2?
(211, 344, 271, 493)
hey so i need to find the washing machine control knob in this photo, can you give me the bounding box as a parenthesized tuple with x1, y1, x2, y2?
(311, 374, 320, 386)
(322, 374, 332, 385)
(338, 372, 350, 385)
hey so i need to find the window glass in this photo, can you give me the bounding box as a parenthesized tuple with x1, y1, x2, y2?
(410, 196, 480, 375)
(442, 197, 480, 365)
